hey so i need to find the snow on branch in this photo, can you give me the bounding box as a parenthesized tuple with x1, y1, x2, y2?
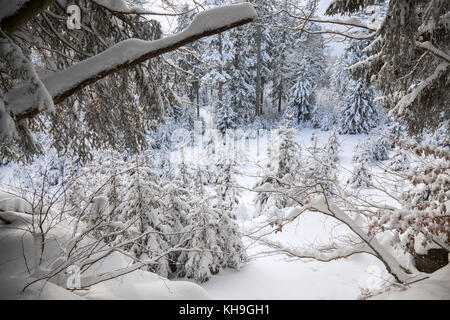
(415, 41, 450, 64)
(271, 8, 377, 31)
(249, 191, 419, 284)
(6, 3, 257, 121)
(91, 0, 197, 16)
(0, 0, 55, 33)
(391, 62, 449, 117)
(254, 237, 375, 262)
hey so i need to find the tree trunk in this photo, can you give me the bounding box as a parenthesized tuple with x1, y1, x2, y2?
(278, 87, 282, 114)
(196, 82, 200, 118)
(255, 25, 262, 117)
(260, 77, 265, 115)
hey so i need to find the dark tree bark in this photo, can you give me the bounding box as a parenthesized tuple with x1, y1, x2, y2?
(7, 9, 256, 122)
(0, 0, 55, 34)
(255, 25, 262, 117)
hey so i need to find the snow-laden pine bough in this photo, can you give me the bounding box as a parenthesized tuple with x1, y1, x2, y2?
(268, 0, 449, 135)
(5, 3, 258, 122)
(245, 140, 449, 285)
(0, 0, 257, 161)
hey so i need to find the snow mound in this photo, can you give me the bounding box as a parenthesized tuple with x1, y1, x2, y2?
(0, 191, 32, 214)
(0, 276, 84, 300)
(371, 263, 450, 300)
(84, 270, 209, 300)
(0, 210, 209, 300)
(235, 202, 250, 222)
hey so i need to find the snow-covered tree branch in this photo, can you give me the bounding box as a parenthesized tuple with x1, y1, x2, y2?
(5, 3, 257, 122)
(0, 1, 256, 161)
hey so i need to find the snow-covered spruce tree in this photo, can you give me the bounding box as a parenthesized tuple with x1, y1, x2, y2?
(270, 0, 299, 115)
(248, 0, 274, 117)
(201, 0, 236, 126)
(0, 1, 256, 162)
(176, 194, 219, 282)
(338, 35, 379, 135)
(286, 16, 325, 124)
(277, 116, 302, 182)
(367, 131, 390, 162)
(215, 187, 247, 269)
(288, 57, 315, 123)
(324, 128, 340, 164)
(326, 0, 449, 135)
(323, 129, 341, 191)
(98, 151, 127, 217)
(349, 142, 372, 188)
(254, 116, 302, 216)
(389, 148, 410, 172)
(298, 130, 340, 196)
(330, 55, 349, 101)
(423, 120, 450, 149)
(158, 168, 192, 273)
(227, 25, 256, 123)
(113, 155, 172, 278)
(79, 150, 129, 243)
(216, 101, 238, 135)
(339, 78, 378, 134)
(176, 181, 245, 282)
(357, 123, 399, 164)
(384, 120, 407, 149)
(215, 159, 240, 215)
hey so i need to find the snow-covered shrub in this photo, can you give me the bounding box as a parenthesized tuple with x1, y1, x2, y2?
(422, 120, 449, 149)
(215, 160, 241, 215)
(389, 148, 410, 172)
(176, 172, 246, 282)
(253, 117, 302, 216)
(371, 141, 449, 259)
(300, 130, 340, 195)
(350, 141, 372, 188)
(311, 108, 338, 131)
(352, 131, 390, 164)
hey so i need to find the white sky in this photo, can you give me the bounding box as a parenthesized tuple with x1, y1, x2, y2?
(144, 0, 347, 56)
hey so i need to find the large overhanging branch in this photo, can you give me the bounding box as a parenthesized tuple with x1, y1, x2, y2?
(247, 192, 420, 284)
(6, 3, 257, 122)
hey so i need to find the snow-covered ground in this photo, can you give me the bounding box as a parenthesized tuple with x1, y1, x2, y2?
(199, 128, 449, 299)
(0, 209, 209, 300)
(0, 127, 448, 300)
(201, 128, 382, 299)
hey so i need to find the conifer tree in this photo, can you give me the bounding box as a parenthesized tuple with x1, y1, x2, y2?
(338, 38, 379, 135)
(288, 57, 315, 122)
